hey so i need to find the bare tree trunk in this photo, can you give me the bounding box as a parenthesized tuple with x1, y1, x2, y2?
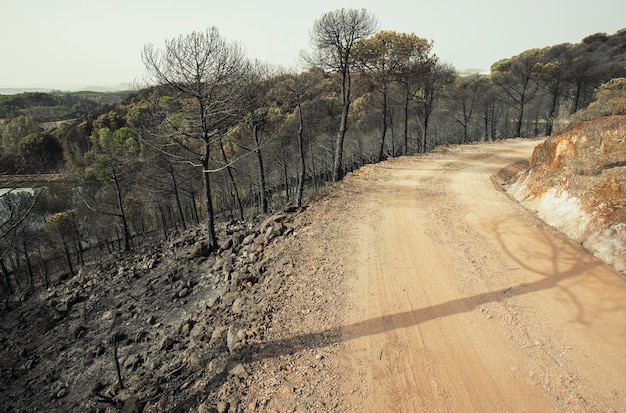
(377, 83, 388, 162)
(307, 126, 318, 191)
(0, 258, 12, 295)
(516, 104, 524, 138)
(420, 97, 430, 154)
(168, 162, 186, 231)
(202, 148, 218, 251)
(74, 241, 84, 267)
(332, 71, 351, 182)
(296, 104, 306, 207)
(60, 234, 75, 276)
(22, 240, 35, 289)
(7, 254, 19, 290)
(483, 109, 489, 141)
(37, 245, 50, 288)
(190, 191, 199, 225)
(253, 123, 268, 214)
(546, 87, 560, 136)
(110, 167, 131, 252)
(281, 136, 290, 203)
(218, 137, 244, 221)
(390, 108, 395, 157)
(158, 203, 168, 240)
(403, 89, 410, 155)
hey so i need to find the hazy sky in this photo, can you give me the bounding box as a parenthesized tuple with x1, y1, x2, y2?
(1, 0, 624, 90)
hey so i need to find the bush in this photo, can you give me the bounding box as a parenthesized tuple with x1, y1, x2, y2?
(573, 78, 626, 122)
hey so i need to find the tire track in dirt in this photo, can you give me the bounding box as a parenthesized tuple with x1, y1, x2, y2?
(337, 140, 626, 412)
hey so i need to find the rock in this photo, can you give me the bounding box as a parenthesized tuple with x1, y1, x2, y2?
(226, 325, 239, 354)
(205, 294, 219, 308)
(55, 387, 68, 399)
(189, 323, 206, 344)
(159, 337, 177, 351)
(187, 349, 211, 373)
(192, 241, 209, 258)
(178, 287, 189, 298)
(55, 302, 70, 313)
(91, 381, 106, 394)
(135, 331, 149, 343)
(210, 326, 228, 347)
(221, 292, 238, 307)
(220, 237, 234, 252)
(208, 353, 229, 377)
(147, 315, 157, 325)
(212, 258, 225, 272)
(284, 203, 298, 213)
(259, 213, 288, 232)
(121, 396, 142, 413)
(229, 363, 246, 378)
(231, 297, 245, 314)
(242, 234, 256, 246)
(141, 256, 159, 270)
(123, 353, 143, 371)
(73, 325, 88, 339)
(216, 401, 229, 413)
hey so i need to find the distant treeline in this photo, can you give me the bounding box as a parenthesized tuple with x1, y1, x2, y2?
(0, 91, 132, 122)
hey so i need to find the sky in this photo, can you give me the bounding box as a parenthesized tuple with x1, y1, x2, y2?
(1, 0, 624, 90)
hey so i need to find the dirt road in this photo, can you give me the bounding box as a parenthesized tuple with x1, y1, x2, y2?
(243, 139, 626, 412)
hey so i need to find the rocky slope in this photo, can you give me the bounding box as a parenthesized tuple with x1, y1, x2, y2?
(505, 115, 626, 274)
(0, 211, 310, 412)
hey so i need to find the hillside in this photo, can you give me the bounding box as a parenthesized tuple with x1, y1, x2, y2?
(3, 137, 626, 412)
(507, 116, 626, 274)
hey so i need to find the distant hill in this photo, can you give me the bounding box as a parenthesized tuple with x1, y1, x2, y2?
(0, 83, 133, 95)
(0, 88, 55, 95)
(458, 68, 489, 76)
(0, 90, 133, 122)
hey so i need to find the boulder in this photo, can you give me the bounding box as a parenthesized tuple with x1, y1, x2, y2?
(192, 241, 209, 258)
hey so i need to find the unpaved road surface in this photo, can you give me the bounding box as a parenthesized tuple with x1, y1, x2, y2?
(242, 139, 626, 412)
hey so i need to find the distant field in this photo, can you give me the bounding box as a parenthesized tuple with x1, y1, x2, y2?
(0, 173, 76, 188)
(0, 88, 55, 95)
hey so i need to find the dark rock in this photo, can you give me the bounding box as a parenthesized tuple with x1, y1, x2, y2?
(228, 363, 246, 378)
(55, 302, 70, 313)
(135, 331, 149, 343)
(121, 395, 142, 413)
(159, 337, 177, 351)
(226, 325, 242, 354)
(123, 353, 143, 371)
(189, 323, 207, 344)
(192, 241, 209, 258)
(216, 401, 229, 413)
(55, 386, 68, 399)
(91, 381, 106, 394)
(231, 297, 246, 315)
(73, 325, 88, 339)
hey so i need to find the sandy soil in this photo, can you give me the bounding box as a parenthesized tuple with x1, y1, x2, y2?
(242, 138, 626, 412)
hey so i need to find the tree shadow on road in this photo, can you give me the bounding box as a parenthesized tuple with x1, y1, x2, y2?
(243, 255, 608, 364)
(242, 201, 626, 364)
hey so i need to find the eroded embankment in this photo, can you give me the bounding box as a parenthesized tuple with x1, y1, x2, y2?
(504, 116, 626, 274)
